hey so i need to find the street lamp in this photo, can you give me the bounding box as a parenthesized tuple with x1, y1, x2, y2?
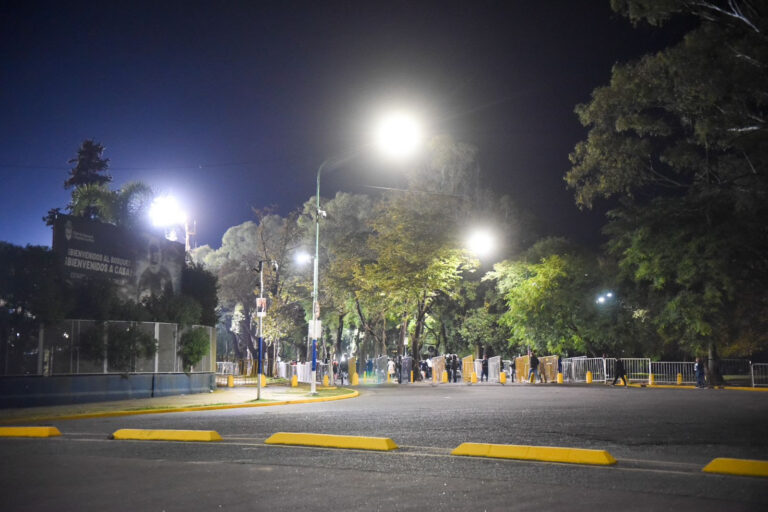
(149, 195, 195, 252)
(466, 229, 496, 259)
(309, 110, 423, 395)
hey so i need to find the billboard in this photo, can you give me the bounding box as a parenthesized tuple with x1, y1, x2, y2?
(52, 215, 185, 302)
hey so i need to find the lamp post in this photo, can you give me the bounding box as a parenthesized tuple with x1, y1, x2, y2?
(309, 162, 328, 395)
(309, 110, 424, 394)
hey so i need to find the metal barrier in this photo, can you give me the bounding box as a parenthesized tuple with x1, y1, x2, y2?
(605, 358, 651, 384)
(462, 355, 474, 382)
(488, 356, 501, 382)
(431, 356, 445, 383)
(374, 355, 389, 383)
(502, 359, 513, 380)
(752, 363, 768, 387)
(650, 361, 695, 384)
(216, 361, 238, 375)
(567, 357, 607, 383)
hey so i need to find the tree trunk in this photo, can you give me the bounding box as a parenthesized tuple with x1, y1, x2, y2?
(399, 312, 408, 357)
(707, 340, 723, 386)
(336, 312, 344, 360)
(411, 298, 427, 381)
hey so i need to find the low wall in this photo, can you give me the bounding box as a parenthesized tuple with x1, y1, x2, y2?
(0, 373, 215, 408)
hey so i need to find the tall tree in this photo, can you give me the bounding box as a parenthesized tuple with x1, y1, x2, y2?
(567, 0, 768, 370)
(64, 139, 112, 189)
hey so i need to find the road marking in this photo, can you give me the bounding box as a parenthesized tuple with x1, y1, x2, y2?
(452, 442, 616, 466)
(111, 429, 223, 442)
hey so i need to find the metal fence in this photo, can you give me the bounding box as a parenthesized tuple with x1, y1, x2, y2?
(217, 354, 766, 387)
(2, 319, 214, 377)
(605, 358, 650, 384)
(753, 364, 768, 387)
(649, 361, 695, 384)
(488, 356, 501, 383)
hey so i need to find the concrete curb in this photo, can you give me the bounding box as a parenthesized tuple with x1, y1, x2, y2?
(111, 428, 222, 442)
(0, 389, 359, 425)
(265, 432, 398, 451)
(451, 442, 617, 466)
(0, 426, 62, 437)
(702, 457, 768, 478)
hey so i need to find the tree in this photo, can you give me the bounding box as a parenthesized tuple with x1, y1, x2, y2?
(297, 192, 378, 363)
(488, 238, 635, 356)
(566, 0, 768, 370)
(359, 191, 473, 370)
(64, 139, 112, 190)
(69, 181, 154, 229)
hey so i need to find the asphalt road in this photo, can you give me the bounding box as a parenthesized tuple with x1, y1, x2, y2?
(2, 384, 767, 511)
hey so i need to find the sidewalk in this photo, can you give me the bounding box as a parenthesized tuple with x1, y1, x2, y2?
(0, 385, 356, 425)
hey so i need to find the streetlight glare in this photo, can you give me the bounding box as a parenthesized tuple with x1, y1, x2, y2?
(372, 111, 423, 160)
(295, 251, 312, 265)
(467, 229, 495, 258)
(149, 196, 187, 227)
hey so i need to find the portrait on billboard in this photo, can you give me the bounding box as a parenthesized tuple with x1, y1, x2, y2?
(134, 233, 184, 301)
(136, 237, 173, 300)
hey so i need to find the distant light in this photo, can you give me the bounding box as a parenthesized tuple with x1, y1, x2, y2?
(372, 111, 423, 160)
(467, 229, 495, 258)
(606, 292, 613, 298)
(149, 196, 187, 227)
(596, 296, 606, 304)
(295, 251, 312, 265)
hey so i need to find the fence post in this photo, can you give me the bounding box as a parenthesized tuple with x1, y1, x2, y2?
(752, 363, 755, 388)
(602, 358, 607, 383)
(37, 324, 44, 375)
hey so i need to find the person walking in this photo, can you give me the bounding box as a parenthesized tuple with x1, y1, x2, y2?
(451, 355, 460, 383)
(694, 357, 706, 388)
(612, 357, 628, 387)
(387, 358, 395, 382)
(528, 351, 540, 383)
(481, 356, 489, 382)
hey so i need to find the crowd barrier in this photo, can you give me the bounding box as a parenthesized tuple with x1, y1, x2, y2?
(217, 355, 765, 387)
(752, 363, 768, 387)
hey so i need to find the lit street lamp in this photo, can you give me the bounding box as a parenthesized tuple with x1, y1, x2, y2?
(309, 110, 423, 394)
(466, 228, 496, 259)
(149, 195, 195, 252)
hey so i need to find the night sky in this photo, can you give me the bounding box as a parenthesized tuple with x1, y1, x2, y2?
(1, 1, 674, 250)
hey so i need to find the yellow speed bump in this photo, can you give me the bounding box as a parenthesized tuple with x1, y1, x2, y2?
(111, 429, 222, 442)
(703, 458, 768, 478)
(0, 426, 61, 438)
(265, 432, 398, 451)
(452, 442, 616, 466)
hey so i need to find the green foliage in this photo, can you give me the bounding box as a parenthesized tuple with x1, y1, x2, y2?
(488, 238, 632, 356)
(181, 263, 218, 326)
(64, 139, 111, 190)
(0, 243, 70, 325)
(179, 327, 211, 371)
(78, 322, 157, 372)
(566, 1, 768, 357)
(142, 293, 202, 326)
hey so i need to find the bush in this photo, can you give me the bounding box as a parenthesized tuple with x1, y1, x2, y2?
(179, 327, 210, 371)
(107, 323, 157, 372)
(78, 322, 157, 372)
